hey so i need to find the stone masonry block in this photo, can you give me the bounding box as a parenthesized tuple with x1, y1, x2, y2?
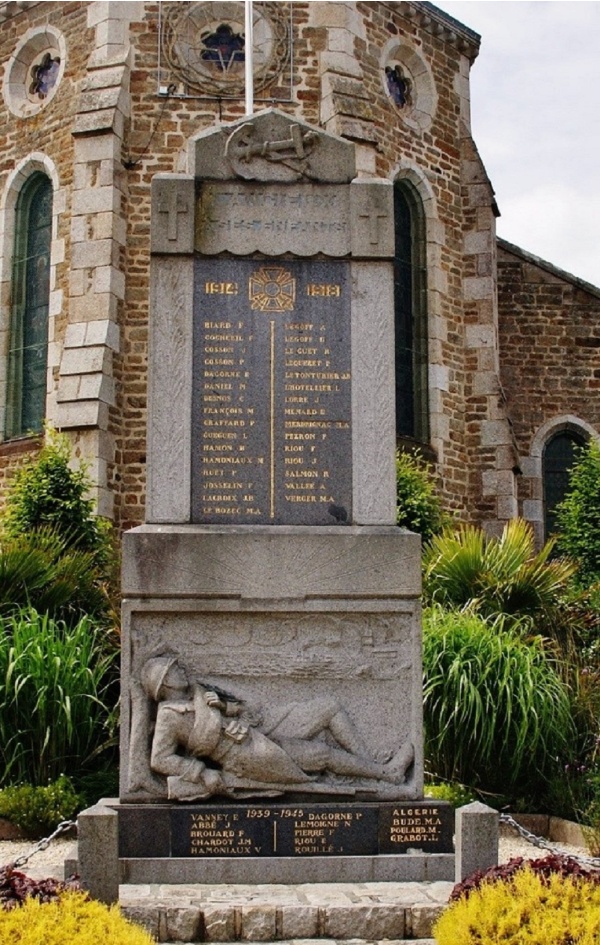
(86, 318, 120, 350)
(241, 905, 276, 941)
(94, 265, 125, 297)
(202, 906, 236, 943)
(49, 289, 63, 317)
(78, 373, 115, 403)
(473, 370, 499, 395)
(77, 801, 119, 903)
(72, 187, 120, 216)
(151, 175, 196, 255)
(54, 400, 108, 429)
(279, 906, 319, 939)
(57, 376, 80, 402)
(60, 345, 110, 376)
(120, 905, 159, 938)
(464, 230, 492, 254)
(324, 905, 405, 940)
(72, 108, 124, 138)
(521, 456, 542, 478)
(481, 469, 497, 496)
(82, 64, 127, 91)
(455, 802, 499, 882)
(429, 363, 450, 391)
(523, 499, 543, 522)
(410, 905, 444, 939)
(481, 420, 511, 448)
(465, 325, 496, 348)
(496, 469, 516, 495)
(350, 178, 394, 258)
(72, 239, 114, 270)
(73, 134, 120, 162)
(70, 293, 118, 322)
(497, 494, 518, 519)
(328, 27, 357, 56)
(320, 49, 363, 78)
(165, 907, 201, 943)
(464, 276, 494, 301)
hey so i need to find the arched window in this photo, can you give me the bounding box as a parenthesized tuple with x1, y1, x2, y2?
(5, 173, 52, 438)
(394, 182, 428, 444)
(543, 430, 586, 537)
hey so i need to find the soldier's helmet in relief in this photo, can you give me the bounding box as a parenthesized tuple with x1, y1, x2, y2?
(141, 655, 178, 701)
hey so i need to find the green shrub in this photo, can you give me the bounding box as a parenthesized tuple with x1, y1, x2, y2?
(423, 518, 576, 623)
(556, 440, 600, 585)
(0, 891, 155, 944)
(424, 781, 475, 809)
(1, 427, 118, 623)
(0, 528, 110, 624)
(0, 777, 80, 838)
(434, 866, 600, 944)
(423, 606, 575, 800)
(0, 608, 118, 788)
(396, 450, 447, 543)
(3, 427, 112, 565)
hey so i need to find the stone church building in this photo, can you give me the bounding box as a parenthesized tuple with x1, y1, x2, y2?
(0, 0, 597, 544)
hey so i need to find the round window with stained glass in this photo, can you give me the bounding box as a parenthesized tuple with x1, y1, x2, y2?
(3, 27, 66, 118)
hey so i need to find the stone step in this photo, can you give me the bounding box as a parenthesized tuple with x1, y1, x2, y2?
(119, 881, 451, 942)
(159, 941, 437, 945)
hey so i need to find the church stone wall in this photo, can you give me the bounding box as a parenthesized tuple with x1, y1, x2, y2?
(498, 240, 600, 542)
(0, 1, 555, 536)
(0, 2, 93, 497)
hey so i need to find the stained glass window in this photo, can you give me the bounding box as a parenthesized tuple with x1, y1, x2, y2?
(543, 430, 586, 537)
(200, 24, 245, 72)
(385, 66, 411, 108)
(394, 184, 428, 443)
(29, 53, 61, 100)
(6, 174, 52, 439)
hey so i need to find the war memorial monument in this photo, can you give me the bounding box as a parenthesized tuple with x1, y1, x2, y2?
(76, 110, 496, 899)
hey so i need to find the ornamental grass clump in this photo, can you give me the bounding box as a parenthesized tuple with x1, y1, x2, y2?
(0, 890, 155, 945)
(423, 606, 574, 797)
(0, 607, 117, 788)
(434, 862, 600, 945)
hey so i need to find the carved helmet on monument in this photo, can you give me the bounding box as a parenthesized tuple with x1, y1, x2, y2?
(141, 655, 179, 701)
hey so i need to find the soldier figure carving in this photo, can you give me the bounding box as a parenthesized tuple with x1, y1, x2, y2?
(136, 655, 414, 801)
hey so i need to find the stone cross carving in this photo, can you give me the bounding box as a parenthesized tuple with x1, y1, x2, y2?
(158, 190, 190, 242)
(359, 207, 389, 246)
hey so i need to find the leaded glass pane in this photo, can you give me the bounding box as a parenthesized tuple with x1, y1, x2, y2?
(394, 184, 428, 443)
(543, 431, 585, 537)
(6, 174, 52, 438)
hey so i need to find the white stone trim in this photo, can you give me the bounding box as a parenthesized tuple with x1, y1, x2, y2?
(0, 153, 63, 440)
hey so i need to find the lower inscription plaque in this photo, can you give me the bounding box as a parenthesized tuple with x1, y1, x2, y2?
(119, 802, 453, 858)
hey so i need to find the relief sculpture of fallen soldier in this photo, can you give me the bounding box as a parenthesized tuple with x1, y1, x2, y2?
(133, 654, 414, 801)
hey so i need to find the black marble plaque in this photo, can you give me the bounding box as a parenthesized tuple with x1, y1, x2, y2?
(119, 802, 454, 858)
(378, 802, 455, 854)
(191, 258, 352, 525)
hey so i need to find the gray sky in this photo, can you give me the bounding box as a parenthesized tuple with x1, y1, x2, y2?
(436, 1, 600, 287)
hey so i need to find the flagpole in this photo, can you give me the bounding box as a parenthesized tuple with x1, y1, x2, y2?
(245, 0, 254, 116)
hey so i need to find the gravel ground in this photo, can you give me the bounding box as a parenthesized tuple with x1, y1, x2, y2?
(0, 832, 591, 882)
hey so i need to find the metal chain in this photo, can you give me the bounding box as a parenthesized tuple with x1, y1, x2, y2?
(5, 820, 76, 870)
(500, 813, 600, 870)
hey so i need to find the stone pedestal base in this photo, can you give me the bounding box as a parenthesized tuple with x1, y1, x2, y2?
(120, 525, 423, 805)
